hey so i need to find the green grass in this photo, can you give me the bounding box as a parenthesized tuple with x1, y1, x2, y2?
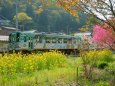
(0, 67, 78, 86)
(113, 54, 115, 59)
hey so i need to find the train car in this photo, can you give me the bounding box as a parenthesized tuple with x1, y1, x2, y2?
(8, 31, 82, 54)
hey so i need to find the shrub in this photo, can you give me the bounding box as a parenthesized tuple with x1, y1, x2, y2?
(80, 49, 113, 68)
(98, 49, 113, 62)
(95, 81, 110, 86)
(105, 62, 115, 75)
(97, 61, 108, 69)
(80, 50, 98, 65)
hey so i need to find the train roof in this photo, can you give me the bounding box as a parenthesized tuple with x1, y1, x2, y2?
(9, 31, 81, 39)
(34, 33, 76, 39)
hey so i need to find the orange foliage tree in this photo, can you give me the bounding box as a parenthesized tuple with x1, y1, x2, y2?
(56, 0, 115, 32)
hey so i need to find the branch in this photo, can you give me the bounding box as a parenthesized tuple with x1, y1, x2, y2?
(106, 41, 115, 50)
(109, 0, 115, 17)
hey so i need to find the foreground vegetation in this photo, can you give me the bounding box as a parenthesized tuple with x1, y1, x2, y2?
(0, 50, 115, 86)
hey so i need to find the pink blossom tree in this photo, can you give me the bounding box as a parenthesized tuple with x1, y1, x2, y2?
(92, 25, 115, 50)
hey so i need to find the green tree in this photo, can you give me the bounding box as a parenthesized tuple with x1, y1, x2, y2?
(13, 12, 32, 31)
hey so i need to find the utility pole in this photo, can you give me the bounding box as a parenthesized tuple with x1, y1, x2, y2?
(66, 26, 68, 35)
(48, 25, 50, 33)
(16, 0, 18, 31)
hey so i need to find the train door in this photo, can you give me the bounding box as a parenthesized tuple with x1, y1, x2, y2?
(28, 36, 33, 50)
(9, 33, 16, 50)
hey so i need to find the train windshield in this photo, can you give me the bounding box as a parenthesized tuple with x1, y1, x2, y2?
(9, 32, 20, 43)
(9, 33, 16, 42)
(16, 33, 20, 42)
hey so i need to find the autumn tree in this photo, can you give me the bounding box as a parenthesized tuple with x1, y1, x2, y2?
(56, 0, 80, 18)
(56, 0, 115, 31)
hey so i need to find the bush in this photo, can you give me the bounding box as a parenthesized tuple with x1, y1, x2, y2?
(98, 49, 113, 62)
(105, 62, 115, 75)
(80, 49, 113, 68)
(97, 61, 108, 69)
(95, 81, 110, 86)
(80, 50, 99, 66)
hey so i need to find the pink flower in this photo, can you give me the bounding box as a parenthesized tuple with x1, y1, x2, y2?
(92, 25, 115, 48)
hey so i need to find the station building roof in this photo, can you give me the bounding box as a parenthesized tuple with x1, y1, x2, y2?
(1, 26, 16, 30)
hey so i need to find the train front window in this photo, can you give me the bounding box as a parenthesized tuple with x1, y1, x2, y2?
(16, 33, 20, 42)
(24, 36, 27, 42)
(12, 34, 15, 42)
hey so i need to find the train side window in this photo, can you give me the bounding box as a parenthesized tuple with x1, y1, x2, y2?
(34, 35, 38, 40)
(39, 37, 42, 43)
(34, 35, 38, 44)
(63, 38, 67, 43)
(52, 38, 56, 43)
(58, 38, 62, 43)
(34, 35, 39, 43)
(68, 39, 72, 44)
(46, 37, 50, 43)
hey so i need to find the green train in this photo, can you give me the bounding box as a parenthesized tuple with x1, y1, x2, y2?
(8, 31, 86, 54)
